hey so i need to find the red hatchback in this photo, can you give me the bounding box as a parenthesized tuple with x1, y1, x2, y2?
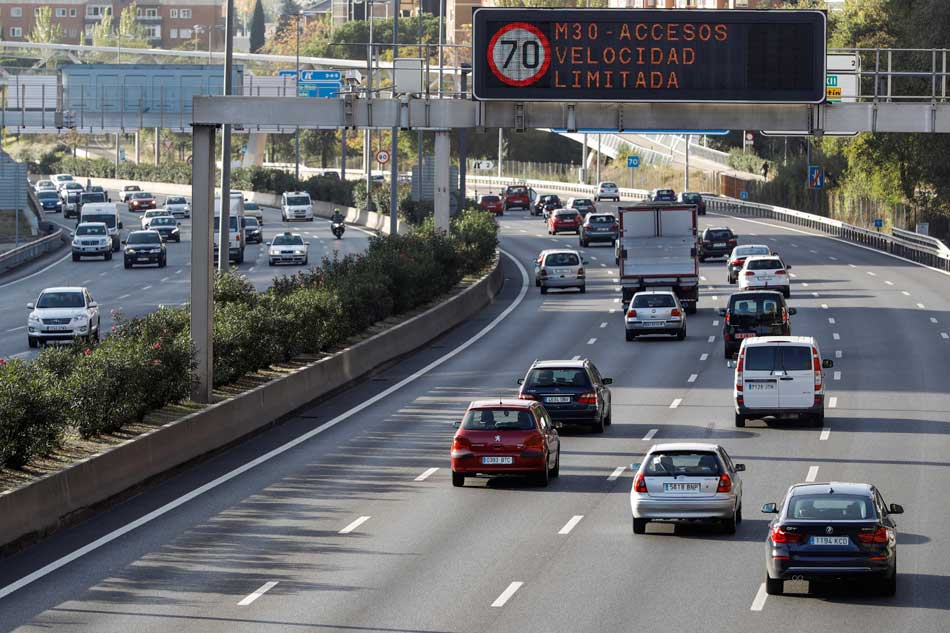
(451, 399, 560, 487)
(478, 194, 504, 215)
(504, 185, 530, 211)
(129, 191, 156, 211)
(548, 209, 582, 235)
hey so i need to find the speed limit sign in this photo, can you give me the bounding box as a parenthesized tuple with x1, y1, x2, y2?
(375, 149, 390, 164)
(487, 22, 551, 87)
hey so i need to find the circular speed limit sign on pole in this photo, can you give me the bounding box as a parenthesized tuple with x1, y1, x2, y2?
(487, 22, 551, 87)
(375, 149, 390, 165)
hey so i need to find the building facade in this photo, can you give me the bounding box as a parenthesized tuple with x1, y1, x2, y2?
(0, 0, 225, 50)
(608, 0, 785, 7)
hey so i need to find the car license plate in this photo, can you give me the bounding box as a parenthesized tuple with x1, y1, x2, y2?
(545, 396, 571, 403)
(664, 482, 701, 492)
(714, 242, 726, 247)
(48, 325, 70, 331)
(482, 456, 513, 465)
(643, 321, 665, 327)
(811, 536, 850, 546)
(137, 256, 150, 262)
(735, 333, 757, 339)
(747, 383, 775, 391)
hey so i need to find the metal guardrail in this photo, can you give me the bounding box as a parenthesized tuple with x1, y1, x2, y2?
(0, 228, 64, 275)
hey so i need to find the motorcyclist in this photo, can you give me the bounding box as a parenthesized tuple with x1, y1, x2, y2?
(331, 208, 344, 225)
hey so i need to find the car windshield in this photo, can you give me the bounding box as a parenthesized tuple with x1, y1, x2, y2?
(55, 176, 73, 182)
(644, 451, 721, 477)
(213, 216, 240, 231)
(37, 291, 84, 308)
(632, 294, 676, 308)
(524, 368, 591, 389)
(573, 200, 593, 208)
(555, 211, 579, 220)
(735, 246, 770, 257)
(787, 494, 874, 521)
(461, 408, 536, 431)
(706, 229, 733, 240)
(743, 345, 812, 371)
(82, 213, 116, 228)
(543, 252, 579, 267)
(64, 183, 82, 189)
(245, 217, 259, 227)
(166, 197, 186, 204)
(128, 232, 160, 245)
(132, 192, 153, 199)
(66, 193, 80, 202)
(655, 190, 675, 198)
(681, 193, 702, 203)
(730, 296, 782, 319)
(541, 195, 558, 203)
(273, 234, 303, 246)
(151, 218, 176, 226)
(37, 191, 58, 200)
(588, 214, 615, 225)
(76, 225, 106, 236)
(747, 259, 783, 270)
(286, 196, 310, 206)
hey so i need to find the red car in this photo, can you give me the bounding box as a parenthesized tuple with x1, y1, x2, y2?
(503, 185, 530, 211)
(478, 194, 504, 215)
(128, 191, 156, 211)
(548, 208, 582, 235)
(450, 399, 560, 487)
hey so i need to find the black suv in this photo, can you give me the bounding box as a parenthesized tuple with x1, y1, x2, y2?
(124, 230, 167, 269)
(534, 194, 561, 216)
(719, 290, 795, 359)
(699, 227, 737, 261)
(517, 359, 613, 433)
(579, 213, 618, 247)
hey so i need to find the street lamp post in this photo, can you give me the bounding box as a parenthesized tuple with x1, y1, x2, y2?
(293, 11, 318, 183)
(389, 0, 398, 235)
(218, 0, 236, 273)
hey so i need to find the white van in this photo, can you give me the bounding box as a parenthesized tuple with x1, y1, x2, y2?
(281, 191, 313, 222)
(79, 202, 127, 251)
(731, 336, 833, 428)
(214, 192, 246, 264)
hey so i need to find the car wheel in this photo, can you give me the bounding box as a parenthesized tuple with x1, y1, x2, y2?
(735, 413, 746, 428)
(765, 576, 784, 596)
(722, 512, 737, 535)
(812, 411, 825, 428)
(783, 287, 791, 298)
(159, 257, 167, 268)
(579, 285, 586, 294)
(303, 257, 308, 266)
(879, 569, 897, 596)
(451, 472, 465, 488)
(535, 460, 550, 487)
(105, 251, 112, 261)
(593, 414, 605, 434)
(28, 336, 38, 349)
(124, 259, 130, 269)
(676, 328, 686, 341)
(72, 253, 80, 262)
(580, 239, 588, 247)
(632, 518, 647, 534)
(699, 256, 706, 263)
(540, 286, 548, 295)
(685, 303, 697, 315)
(736, 503, 743, 524)
(724, 346, 735, 360)
(551, 448, 560, 478)
(625, 330, 635, 342)
(535, 278, 540, 287)
(604, 408, 612, 426)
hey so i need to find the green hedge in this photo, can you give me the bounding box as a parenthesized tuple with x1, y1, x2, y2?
(0, 211, 497, 470)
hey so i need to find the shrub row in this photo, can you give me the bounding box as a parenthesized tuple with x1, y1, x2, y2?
(0, 210, 497, 470)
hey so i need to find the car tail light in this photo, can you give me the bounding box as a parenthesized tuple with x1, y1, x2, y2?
(577, 392, 597, 404)
(670, 308, 681, 317)
(745, 271, 755, 276)
(577, 268, 585, 278)
(857, 527, 889, 544)
(451, 435, 471, 452)
(519, 392, 538, 401)
(725, 310, 731, 325)
(812, 347, 823, 389)
(716, 473, 732, 493)
(782, 308, 789, 324)
(730, 259, 743, 267)
(774, 270, 786, 275)
(539, 268, 548, 278)
(770, 525, 804, 544)
(735, 351, 744, 392)
(627, 309, 637, 318)
(633, 473, 648, 493)
(728, 239, 737, 246)
(523, 434, 544, 450)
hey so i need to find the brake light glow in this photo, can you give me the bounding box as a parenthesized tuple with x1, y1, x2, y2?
(577, 267, 585, 278)
(770, 525, 804, 544)
(782, 308, 789, 324)
(627, 309, 638, 318)
(774, 270, 786, 275)
(716, 473, 732, 493)
(812, 347, 822, 389)
(670, 308, 681, 317)
(730, 259, 743, 267)
(745, 271, 755, 276)
(577, 392, 597, 404)
(857, 527, 889, 544)
(451, 435, 471, 454)
(633, 473, 648, 493)
(522, 434, 545, 451)
(725, 310, 731, 325)
(519, 392, 538, 401)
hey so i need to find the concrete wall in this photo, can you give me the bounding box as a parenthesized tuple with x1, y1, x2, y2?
(0, 256, 503, 548)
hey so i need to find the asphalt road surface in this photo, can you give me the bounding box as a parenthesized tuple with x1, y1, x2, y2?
(1, 197, 949, 633)
(0, 187, 371, 360)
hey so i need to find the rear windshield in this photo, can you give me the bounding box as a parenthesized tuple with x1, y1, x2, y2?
(681, 192, 702, 203)
(461, 408, 536, 431)
(645, 451, 721, 477)
(729, 296, 783, 317)
(747, 259, 783, 270)
(124, 186, 140, 191)
(787, 494, 874, 521)
(81, 193, 105, 203)
(128, 232, 160, 244)
(543, 252, 579, 267)
(480, 195, 500, 202)
(632, 294, 676, 308)
(82, 213, 116, 228)
(601, 182, 617, 188)
(555, 211, 579, 220)
(286, 196, 310, 206)
(588, 215, 616, 225)
(705, 229, 733, 240)
(654, 190, 675, 198)
(66, 193, 80, 202)
(244, 202, 258, 210)
(573, 199, 593, 207)
(541, 195, 559, 203)
(506, 187, 527, 195)
(735, 246, 770, 257)
(213, 216, 240, 231)
(524, 368, 591, 389)
(743, 346, 812, 371)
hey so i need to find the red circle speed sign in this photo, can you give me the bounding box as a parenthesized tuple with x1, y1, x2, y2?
(487, 22, 551, 87)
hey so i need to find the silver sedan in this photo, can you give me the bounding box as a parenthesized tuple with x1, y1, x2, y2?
(630, 442, 744, 534)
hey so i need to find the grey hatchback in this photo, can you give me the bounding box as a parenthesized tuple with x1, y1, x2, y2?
(537, 250, 587, 294)
(624, 290, 686, 341)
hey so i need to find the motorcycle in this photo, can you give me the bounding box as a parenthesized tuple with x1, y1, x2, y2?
(331, 221, 345, 239)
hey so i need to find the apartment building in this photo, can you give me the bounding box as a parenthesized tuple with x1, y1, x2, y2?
(0, 0, 225, 50)
(608, 0, 785, 7)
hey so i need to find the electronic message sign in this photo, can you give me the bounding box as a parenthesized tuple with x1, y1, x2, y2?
(473, 9, 826, 103)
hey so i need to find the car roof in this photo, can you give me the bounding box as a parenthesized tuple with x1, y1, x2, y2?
(788, 482, 873, 496)
(40, 286, 85, 293)
(77, 221, 107, 227)
(743, 255, 782, 263)
(649, 442, 722, 453)
(469, 398, 537, 410)
(742, 335, 816, 347)
(734, 244, 771, 250)
(530, 359, 587, 369)
(130, 229, 160, 235)
(633, 288, 675, 296)
(542, 249, 581, 256)
(729, 289, 784, 298)
(704, 226, 731, 231)
(284, 191, 309, 196)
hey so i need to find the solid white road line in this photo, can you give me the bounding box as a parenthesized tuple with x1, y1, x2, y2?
(642, 428, 658, 441)
(707, 335, 716, 343)
(238, 581, 278, 606)
(339, 516, 371, 534)
(492, 582, 524, 607)
(415, 467, 439, 482)
(5, 326, 26, 333)
(669, 398, 682, 409)
(558, 516, 584, 535)
(806, 466, 820, 482)
(700, 353, 709, 361)
(0, 250, 533, 602)
(0, 251, 72, 290)
(901, 290, 911, 296)
(600, 322, 607, 328)
(118, 293, 130, 300)
(829, 397, 838, 408)
(833, 371, 841, 381)
(587, 338, 597, 345)
(833, 333, 840, 340)
(687, 374, 698, 383)
(608, 466, 625, 481)
(820, 427, 831, 441)
(750, 583, 768, 612)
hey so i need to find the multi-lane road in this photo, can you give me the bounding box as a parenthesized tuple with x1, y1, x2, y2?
(2, 197, 950, 632)
(0, 188, 371, 360)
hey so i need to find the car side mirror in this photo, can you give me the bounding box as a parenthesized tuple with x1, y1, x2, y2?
(452, 420, 460, 428)
(785, 264, 792, 269)
(26, 302, 34, 309)
(726, 360, 737, 369)
(629, 463, 640, 472)
(788, 307, 797, 315)
(118, 222, 123, 229)
(718, 308, 726, 316)
(761, 502, 778, 514)
(889, 503, 904, 515)
(517, 378, 524, 385)
(822, 359, 834, 369)
(89, 301, 98, 308)
(603, 377, 613, 385)
(735, 463, 746, 472)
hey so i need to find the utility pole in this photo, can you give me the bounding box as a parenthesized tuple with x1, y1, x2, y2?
(389, 0, 398, 234)
(365, 4, 374, 214)
(218, 0, 235, 273)
(458, 64, 471, 207)
(684, 134, 690, 192)
(438, 0, 445, 97)
(497, 128, 503, 178)
(295, 13, 301, 182)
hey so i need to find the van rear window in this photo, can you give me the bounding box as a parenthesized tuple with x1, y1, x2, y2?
(744, 346, 812, 371)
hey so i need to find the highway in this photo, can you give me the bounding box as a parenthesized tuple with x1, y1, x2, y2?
(1, 198, 950, 633)
(0, 187, 371, 360)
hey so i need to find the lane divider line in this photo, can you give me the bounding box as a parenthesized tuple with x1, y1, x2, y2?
(867, 271, 877, 277)
(600, 322, 607, 328)
(820, 427, 831, 441)
(821, 304, 829, 310)
(118, 294, 130, 300)
(339, 516, 371, 534)
(607, 466, 625, 481)
(832, 333, 840, 340)
(642, 428, 658, 441)
(833, 371, 841, 381)
(558, 515, 584, 535)
(806, 466, 820, 482)
(414, 467, 439, 482)
(587, 338, 597, 345)
(712, 320, 720, 326)
(492, 582, 524, 608)
(829, 397, 838, 408)
(941, 333, 949, 340)
(802, 282, 809, 287)
(700, 353, 709, 361)
(707, 336, 716, 343)
(828, 318, 836, 324)
(237, 581, 278, 606)
(885, 280, 894, 286)
(835, 350, 842, 359)
(916, 303, 926, 309)
(670, 398, 682, 409)
(901, 290, 911, 296)
(750, 583, 768, 612)
(687, 374, 698, 383)
(811, 292, 820, 298)
(931, 317, 939, 324)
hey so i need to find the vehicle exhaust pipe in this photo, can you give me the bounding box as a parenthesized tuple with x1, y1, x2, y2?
(791, 575, 804, 581)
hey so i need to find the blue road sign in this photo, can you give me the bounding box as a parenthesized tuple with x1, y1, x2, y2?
(740, 191, 749, 200)
(299, 70, 342, 82)
(808, 165, 824, 189)
(278, 70, 297, 77)
(298, 83, 341, 98)
(627, 155, 640, 168)
(874, 218, 884, 228)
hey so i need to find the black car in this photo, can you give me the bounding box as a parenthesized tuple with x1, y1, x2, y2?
(679, 191, 707, 215)
(699, 227, 737, 261)
(244, 216, 263, 244)
(719, 291, 794, 359)
(579, 213, 618, 247)
(534, 194, 561, 216)
(763, 482, 903, 596)
(517, 359, 613, 433)
(36, 190, 62, 213)
(649, 188, 676, 202)
(147, 216, 182, 242)
(124, 230, 167, 268)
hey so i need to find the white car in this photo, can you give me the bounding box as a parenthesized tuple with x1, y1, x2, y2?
(141, 209, 168, 230)
(737, 255, 791, 298)
(267, 232, 309, 266)
(595, 181, 620, 202)
(118, 185, 142, 203)
(27, 286, 101, 348)
(72, 222, 113, 261)
(51, 173, 75, 191)
(731, 336, 832, 428)
(34, 179, 56, 193)
(243, 201, 263, 223)
(281, 191, 314, 222)
(163, 196, 191, 219)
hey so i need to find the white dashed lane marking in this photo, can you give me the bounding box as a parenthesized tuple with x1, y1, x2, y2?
(687, 374, 698, 383)
(902, 291, 911, 296)
(942, 333, 950, 340)
(700, 353, 709, 361)
(600, 322, 607, 328)
(558, 516, 584, 535)
(829, 397, 838, 408)
(828, 318, 836, 324)
(835, 350, 842, 359)
(833, 371, 841, 381)
(750, 583, 768, 612)
(833, 333, 840, 340)
(607, 466, 625, 481)
(931, 317, 939, 324)
(885, 280, 894, 286)
(669, 398, 682, 409)
(414, 467, 439, 482)
(806, 466, 820, 482)
(339, 516, 371, 534)
(492, 582, 524, 608)
(820, 427, 831, 441)
(587, 338, 597, 345)
(707, 336, 716, 343)
(917, 303, 926, 309)
(867, 271, 877, 277)
(642, 428, 658, 441)
(237, 581, 278, 606)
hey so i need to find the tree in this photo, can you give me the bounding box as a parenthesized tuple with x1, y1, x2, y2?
(249, 0, 266, 53)
(275, 0, 301, 41)
(117, 3, 149, 48)
(29, 6, 64, 45)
